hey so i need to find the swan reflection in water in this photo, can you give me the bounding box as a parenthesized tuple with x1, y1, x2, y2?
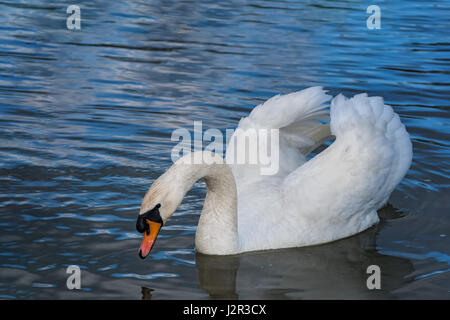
(141, 205, 413, 300)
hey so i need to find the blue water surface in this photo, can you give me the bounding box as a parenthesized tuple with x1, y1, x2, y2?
(0, 0, 449, 299)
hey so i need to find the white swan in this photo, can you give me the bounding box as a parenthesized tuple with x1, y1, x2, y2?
(136, 87, 412, 257)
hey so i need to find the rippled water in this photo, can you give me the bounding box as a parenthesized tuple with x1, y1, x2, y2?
(0, 0, 449, 299)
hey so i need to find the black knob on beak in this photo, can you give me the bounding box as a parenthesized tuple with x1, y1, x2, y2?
(136, 204, 163, 234)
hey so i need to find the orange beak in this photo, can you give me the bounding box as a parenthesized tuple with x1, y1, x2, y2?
(138, 220, 162, 259)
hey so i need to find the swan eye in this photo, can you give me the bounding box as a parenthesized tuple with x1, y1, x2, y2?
(136, 203, 163, 234)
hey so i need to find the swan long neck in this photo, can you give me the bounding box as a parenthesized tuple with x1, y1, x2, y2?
(167, 152, 239, 255)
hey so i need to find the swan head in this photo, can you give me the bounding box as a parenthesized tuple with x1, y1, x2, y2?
(136, 166, 188, 259)
(136, 203, 163, 259)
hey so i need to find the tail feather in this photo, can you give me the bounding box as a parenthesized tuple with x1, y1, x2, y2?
(330, 93, 412, 209)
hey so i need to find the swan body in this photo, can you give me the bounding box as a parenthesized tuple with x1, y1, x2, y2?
(138, 87, 412, 256)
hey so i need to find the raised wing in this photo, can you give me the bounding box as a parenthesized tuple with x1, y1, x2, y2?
(282, 93, 412, 243)
(226, 87, 332, 185)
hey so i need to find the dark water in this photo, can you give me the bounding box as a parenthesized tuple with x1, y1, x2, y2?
(0, 0, 449, 299)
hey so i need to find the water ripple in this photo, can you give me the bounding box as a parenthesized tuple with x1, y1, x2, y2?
(0, 0, 448, 299)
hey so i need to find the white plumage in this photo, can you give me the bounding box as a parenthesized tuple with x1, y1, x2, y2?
(139, 87, 412, 255)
